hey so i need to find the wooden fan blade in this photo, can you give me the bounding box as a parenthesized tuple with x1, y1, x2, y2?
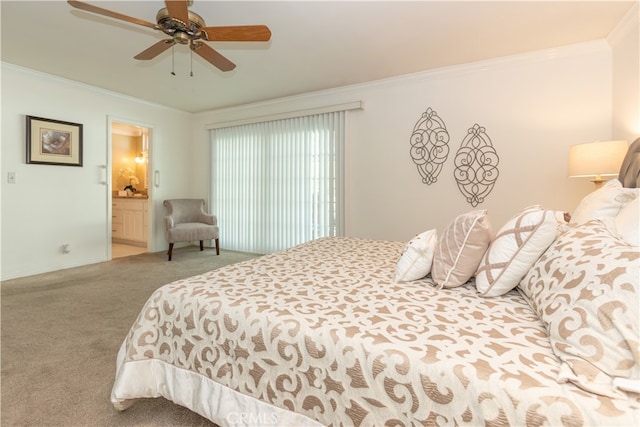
(202, 25, 272, 42)
(67, 1, 156, 29)
(134, 40, 175, 60)
(164, 0, 190, 25)
(192, 43, 236, 72)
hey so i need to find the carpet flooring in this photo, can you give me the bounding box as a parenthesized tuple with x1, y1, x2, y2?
(1, 246, 260, 426)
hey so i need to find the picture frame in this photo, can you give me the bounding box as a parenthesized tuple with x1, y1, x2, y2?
(26, 115, 83, 166)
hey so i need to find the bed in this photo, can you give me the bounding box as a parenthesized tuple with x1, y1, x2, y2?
(111, 139, 640, 426)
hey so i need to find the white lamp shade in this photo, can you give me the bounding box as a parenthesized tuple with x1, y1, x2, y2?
(568, 140, 628, 178)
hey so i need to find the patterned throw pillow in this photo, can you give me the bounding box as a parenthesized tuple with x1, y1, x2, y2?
(476, 206, 558, 297)
(394, 229, 437, 282)
(518, 220, 639, 398)
(432, 210, 492, 288)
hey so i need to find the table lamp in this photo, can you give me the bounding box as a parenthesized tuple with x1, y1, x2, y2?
(568, 140, 628, 189)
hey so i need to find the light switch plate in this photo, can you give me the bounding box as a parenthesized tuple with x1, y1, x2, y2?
(7, 172, 16, 184)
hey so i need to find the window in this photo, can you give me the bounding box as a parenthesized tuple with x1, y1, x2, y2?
(210, 111, 345, 253)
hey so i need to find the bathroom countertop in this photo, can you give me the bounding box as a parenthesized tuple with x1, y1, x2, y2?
(113, 195, 149, 199)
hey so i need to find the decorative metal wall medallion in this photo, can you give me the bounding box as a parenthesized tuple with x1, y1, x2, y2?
(453, 124, 499, 207)
(409, 107, 450, 184)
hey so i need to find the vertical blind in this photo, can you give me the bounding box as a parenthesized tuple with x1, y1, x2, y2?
(210, 111, 345, 253)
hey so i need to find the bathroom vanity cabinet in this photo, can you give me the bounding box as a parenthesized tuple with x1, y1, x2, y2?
(112, 198, 148, 245)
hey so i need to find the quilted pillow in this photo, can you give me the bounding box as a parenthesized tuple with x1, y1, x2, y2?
(518, 220, 639, 398)
(432, 210, 492, 288)
(394, 229, 437, 282)
(571, 178, 636, 225)
(476, 206, 558, 297)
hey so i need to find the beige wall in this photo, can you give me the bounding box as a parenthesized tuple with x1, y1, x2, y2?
(193, 41, 614, 243)
(610, 2, 640, 142)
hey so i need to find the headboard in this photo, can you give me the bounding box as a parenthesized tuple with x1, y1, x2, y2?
(618, 137, 640, 188)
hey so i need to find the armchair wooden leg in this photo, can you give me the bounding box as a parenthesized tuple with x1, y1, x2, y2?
(167, 243, 174, 261)
(199, 240, 204, 251)
(215, 238, 220, 255)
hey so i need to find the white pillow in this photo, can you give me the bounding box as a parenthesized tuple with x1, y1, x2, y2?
(394, 229, 437, 282)
(476, 206, 558, 297)
(571, 179, 636, 224)
(432, 210, 492, 288)
(614, 190, 639, 246)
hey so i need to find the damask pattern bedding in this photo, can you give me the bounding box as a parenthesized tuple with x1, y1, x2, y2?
(111, 237, 639, 426)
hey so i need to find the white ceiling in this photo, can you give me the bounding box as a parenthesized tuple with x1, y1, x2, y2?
(1, 1, 636, 113)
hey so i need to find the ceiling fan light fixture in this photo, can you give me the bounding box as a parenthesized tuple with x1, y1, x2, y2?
(174, 32, 191, 45)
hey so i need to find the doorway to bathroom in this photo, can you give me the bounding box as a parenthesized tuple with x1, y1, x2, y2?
(111, 120, 151, 259)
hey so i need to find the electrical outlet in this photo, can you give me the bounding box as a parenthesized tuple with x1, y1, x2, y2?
(7, 172, 16, 184)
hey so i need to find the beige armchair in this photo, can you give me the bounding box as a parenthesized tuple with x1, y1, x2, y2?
(163, 199, 220, 261)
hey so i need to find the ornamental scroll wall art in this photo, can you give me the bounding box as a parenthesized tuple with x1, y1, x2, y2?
(453, 123, 500, 207)
(409, 107, 450, 184)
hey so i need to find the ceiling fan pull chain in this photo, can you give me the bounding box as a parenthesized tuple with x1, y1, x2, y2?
(171, 45, 176, 76)
(190, 48, 194, 77)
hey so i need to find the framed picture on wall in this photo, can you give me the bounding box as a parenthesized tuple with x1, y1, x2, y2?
(26, 115, 83, 166)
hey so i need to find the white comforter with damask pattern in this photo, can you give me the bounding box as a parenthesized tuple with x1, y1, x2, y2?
(111, 237, 639, 426)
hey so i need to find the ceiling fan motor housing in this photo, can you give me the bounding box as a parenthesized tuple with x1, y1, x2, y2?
(156, 7, 206, 43)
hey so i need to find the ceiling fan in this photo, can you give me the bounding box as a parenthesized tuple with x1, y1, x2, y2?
(67, 0, 271, 72)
